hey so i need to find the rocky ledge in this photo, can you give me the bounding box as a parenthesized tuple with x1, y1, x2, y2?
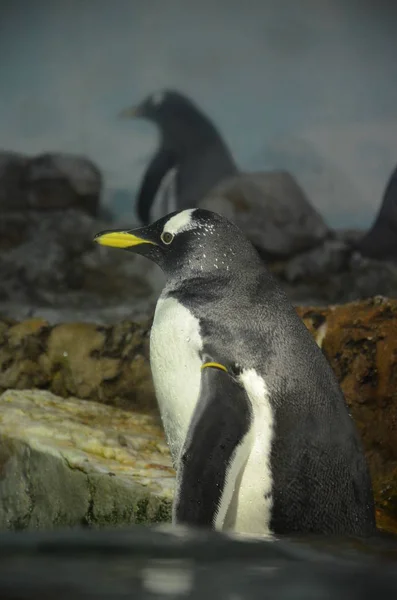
(0, 389, 173, 530)
(1, 297, 397, 532)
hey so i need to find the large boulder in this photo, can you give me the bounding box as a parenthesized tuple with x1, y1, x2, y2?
(0, 150, 102, 216)
(0, 151, 140, 324)
(199, 170, 330, 259)
(0, 389, 173, 530)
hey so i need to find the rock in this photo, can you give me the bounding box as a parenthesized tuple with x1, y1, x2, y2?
(0, 300, 158, 328)
(270, 232, 397, 306)
(26, 152, 102, 216)
(285, 239, 351, 283)
(3, 298, 397, 527)
(0, 208, 164, 324)
(0, 151, 29, 211)
(0, 209, 96, 298)
(0, 150, 102, 216)
(3, 149, 397, 318)
(0, 317, 157, 413)
(334, 228, 364, 246)
(296, 296, 397, 521)
(0, 389, 173, 530)
(199, 170, 330, 259)
(0, 153, 130, 320)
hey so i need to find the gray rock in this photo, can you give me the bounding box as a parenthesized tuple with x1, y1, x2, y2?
(285, 240, 351, 283)
(3, 201, 397, 323)
(0, 209, 98, 300)
(272, 241, 397, 307)
(0, 208, 165, 324)
(0, 151, 29, 211)
(0, 150, 102, 216)
(199, 170, 330, 258)
(334, 228, 365, 246)
(26, 152, 102, 215)
(0, 389, 173, 530)
(3, 156, 397, 324)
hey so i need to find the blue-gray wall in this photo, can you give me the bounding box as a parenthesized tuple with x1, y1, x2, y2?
(1, 0, 397, 229)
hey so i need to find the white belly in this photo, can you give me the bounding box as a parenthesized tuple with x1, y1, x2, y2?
(150, 297, 274, 536)
(220, 369, 274, 536)
(150, 167, 178, 222)
(150, 295, 203, 465)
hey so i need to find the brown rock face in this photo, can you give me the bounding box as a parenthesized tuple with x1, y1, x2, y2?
(1, 297, 397, 529)
(0, 317, 156, 414)
(296, 296, 397, 529)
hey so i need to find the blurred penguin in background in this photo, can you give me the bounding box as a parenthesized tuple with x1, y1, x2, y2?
(120, 89, 238, 224)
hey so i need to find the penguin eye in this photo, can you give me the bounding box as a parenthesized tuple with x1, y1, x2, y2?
(161, 231, 174, 245)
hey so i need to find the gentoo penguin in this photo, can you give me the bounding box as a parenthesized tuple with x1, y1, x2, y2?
(120, 90, 238, 224)
(355, 163, 397, 261)
(94, 208, 376, 537)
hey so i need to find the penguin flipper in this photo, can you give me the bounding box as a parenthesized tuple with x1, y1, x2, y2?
(136, 148, 177, 224)
(172, 365, 252, 529)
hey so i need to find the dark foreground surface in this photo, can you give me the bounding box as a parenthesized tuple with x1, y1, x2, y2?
(1, 525, 397, 599)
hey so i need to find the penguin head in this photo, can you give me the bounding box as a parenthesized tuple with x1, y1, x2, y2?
(119, 89, 212, 134)
(94, 208, 259, 279)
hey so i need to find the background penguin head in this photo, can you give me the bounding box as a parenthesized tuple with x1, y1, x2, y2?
(94, 208, 260, 279)
(119, 89, 219, 140)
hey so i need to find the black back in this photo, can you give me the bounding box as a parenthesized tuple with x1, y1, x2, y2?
(163, 210, 376, 536)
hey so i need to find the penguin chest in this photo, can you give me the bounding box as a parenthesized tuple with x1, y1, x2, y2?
(150, 167, 178, 222)
(150, 296, 203, 465)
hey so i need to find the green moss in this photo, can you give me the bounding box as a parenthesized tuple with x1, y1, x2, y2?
(134, 496, 150, 524)
(151, 498, 172, 524)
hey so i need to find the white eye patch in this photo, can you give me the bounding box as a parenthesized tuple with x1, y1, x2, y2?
(162, 209, 196, 237)
(152, 91, 165, 106)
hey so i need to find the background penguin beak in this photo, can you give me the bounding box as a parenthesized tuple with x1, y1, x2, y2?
(118, 105, 141, 119)
(93, 229, 156, 249)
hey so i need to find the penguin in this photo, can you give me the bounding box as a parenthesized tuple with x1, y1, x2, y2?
(94, 208, 376, 537)
(355, 163, 397, 261)
(119, 90, 238, 225)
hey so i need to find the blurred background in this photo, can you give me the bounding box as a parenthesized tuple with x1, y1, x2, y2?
(2, 0, 397, 229)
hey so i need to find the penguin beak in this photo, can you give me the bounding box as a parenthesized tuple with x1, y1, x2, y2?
(93, 228, 157, 249)
(118, 105, 141, 119)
